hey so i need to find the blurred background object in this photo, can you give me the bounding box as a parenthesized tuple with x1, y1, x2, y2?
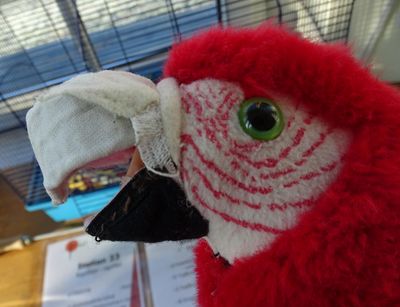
(0, 0, 399, 232)
(0, 176, 58, 238)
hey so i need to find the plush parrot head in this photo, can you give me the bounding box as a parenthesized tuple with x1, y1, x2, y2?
(28, 25, 400, 305)
(160, 25, 400, 263)
(161, 26, 400, 306)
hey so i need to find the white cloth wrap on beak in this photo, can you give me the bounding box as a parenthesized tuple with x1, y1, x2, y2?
(43, 70, 159, 118)
(26, 70, 181, 204)
(130, 104, 177, 175)
(130, 77, 181, 176)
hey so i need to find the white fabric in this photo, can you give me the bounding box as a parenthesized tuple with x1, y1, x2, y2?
(27, 71, 182, 204)
(26, 94, 135, 204)
(42, 70, 159, 118)
(130, 105, 177, 176)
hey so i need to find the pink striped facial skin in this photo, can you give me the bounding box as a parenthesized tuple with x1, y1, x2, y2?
(179, 79, 351, 264)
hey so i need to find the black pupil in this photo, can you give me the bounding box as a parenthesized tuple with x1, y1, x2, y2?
(246, 103, 277, 131)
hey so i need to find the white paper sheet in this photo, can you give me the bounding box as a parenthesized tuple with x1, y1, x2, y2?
(42, 234, 140, 307)
(145, 240, 197, 307)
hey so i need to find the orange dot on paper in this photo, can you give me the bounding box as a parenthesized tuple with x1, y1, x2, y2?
(66, 240, 78, 253)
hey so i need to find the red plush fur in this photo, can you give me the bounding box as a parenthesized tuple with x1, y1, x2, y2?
(164, 26, 400, 306)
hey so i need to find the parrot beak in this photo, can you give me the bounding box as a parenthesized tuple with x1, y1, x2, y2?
(85, 168, 209, 242)
(86, 77, 210, 243)
(26, 69, 209, 242)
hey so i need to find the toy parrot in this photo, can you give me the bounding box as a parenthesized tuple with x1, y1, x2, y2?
(27, 25, 400, 306)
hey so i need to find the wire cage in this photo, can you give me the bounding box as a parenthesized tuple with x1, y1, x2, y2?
(0, 0, 355, 221)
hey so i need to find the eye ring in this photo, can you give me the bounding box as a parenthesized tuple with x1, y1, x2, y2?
(238, 98, 284, 141)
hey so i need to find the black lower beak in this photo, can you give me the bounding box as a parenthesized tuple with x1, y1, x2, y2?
(85, 168, 209, 243)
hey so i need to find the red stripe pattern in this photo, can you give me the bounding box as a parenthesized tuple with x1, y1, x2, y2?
(179, 79, 349, 234)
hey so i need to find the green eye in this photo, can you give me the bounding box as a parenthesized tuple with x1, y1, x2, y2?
(238, 98, 284, 141)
